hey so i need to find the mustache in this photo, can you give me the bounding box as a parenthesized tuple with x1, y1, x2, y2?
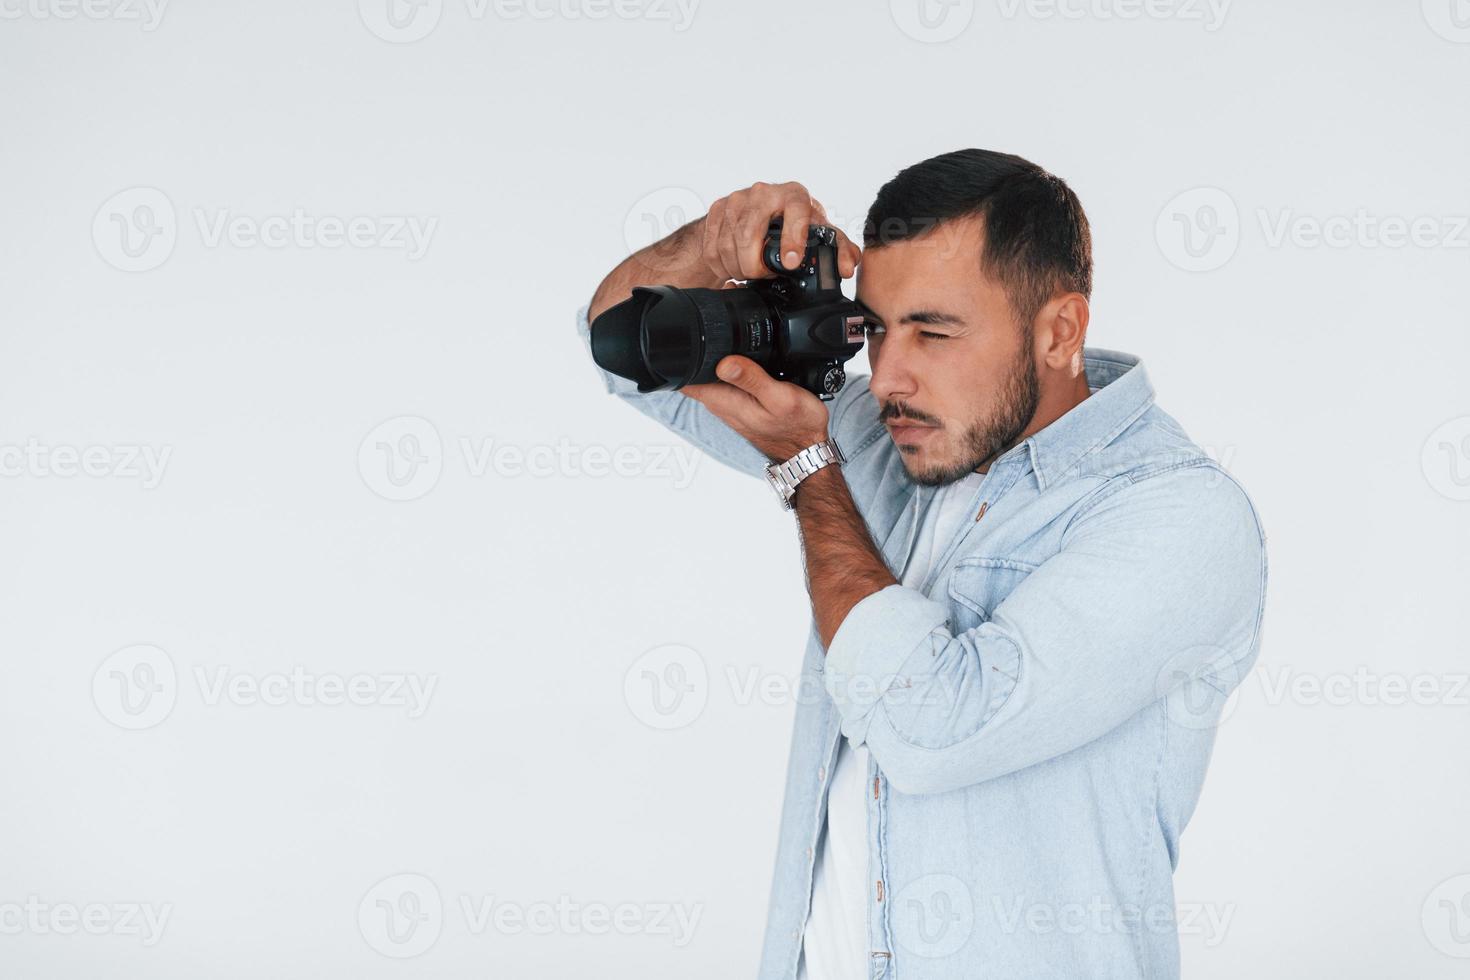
(880, 402, 941, 427)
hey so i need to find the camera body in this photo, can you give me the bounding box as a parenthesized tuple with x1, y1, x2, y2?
(590, 220, 866, 400)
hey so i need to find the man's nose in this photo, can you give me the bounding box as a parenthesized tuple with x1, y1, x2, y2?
(869, 339, 917, 405)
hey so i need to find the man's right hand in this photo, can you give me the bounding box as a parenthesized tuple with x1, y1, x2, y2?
(587, 180, 862, 322)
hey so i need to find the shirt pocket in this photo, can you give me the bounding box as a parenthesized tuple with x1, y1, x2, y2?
(946, 556, 1038, 634)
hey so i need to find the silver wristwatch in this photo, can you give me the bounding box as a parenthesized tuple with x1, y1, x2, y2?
(765, 438, 846, 511)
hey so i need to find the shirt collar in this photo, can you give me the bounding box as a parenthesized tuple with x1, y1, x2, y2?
(1010, 347, 1155, 492)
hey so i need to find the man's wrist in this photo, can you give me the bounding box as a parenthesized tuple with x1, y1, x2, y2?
(768, 433, 831, 465)
(791, 461, 843, 509)
(765, 436, 843, 511)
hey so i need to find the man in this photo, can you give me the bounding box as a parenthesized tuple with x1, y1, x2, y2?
(578, 149, 1267, 979)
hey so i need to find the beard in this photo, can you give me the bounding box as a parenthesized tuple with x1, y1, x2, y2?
(900, 330, 1040, 487)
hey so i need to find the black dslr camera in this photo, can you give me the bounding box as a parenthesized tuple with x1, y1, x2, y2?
(590, 220, 866, 400)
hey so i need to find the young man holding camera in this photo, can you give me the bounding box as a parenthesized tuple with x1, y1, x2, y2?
(579, 149, 1267, 980)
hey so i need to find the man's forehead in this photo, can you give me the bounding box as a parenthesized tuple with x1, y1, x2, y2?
(855, 241, 1000, 318)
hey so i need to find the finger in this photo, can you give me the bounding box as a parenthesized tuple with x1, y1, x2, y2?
(702, 198, 731, 280)
(833, 226, 862, 279)
(734, 200, 776, 280)
(682, 379, 761, 417)
(778, 191, 814, 272)
(714, 355, 781, 405)
(717, 199, 744, 282)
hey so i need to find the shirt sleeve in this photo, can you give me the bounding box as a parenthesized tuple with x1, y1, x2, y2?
(821, 462, 1268, 795)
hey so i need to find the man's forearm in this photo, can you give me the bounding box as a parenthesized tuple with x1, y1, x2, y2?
(794, 466, 899, 649)
(588, 218, 722, 322)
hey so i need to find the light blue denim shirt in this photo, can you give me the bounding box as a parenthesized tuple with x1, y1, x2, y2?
(576, 304, 1267, 979)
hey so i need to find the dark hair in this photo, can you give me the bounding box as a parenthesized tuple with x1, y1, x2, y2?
(863, 149, 1093, 330)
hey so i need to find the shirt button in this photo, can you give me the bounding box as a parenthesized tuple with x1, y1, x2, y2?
(817, 766, 827, 781)
(805, 847, 814, 860)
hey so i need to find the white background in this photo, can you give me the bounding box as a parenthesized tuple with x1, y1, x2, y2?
(2, 1, 1468, 977)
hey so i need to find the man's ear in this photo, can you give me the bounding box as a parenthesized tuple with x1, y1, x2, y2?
(1036, 292, 1090, 370)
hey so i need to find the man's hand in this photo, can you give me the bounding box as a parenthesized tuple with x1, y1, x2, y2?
(681, 355, 830, 463)
(588, 180, 861, 323)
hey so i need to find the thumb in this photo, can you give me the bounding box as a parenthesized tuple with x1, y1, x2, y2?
(714, 355, 772, 398)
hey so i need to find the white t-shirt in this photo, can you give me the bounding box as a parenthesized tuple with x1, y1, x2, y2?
(798, 470, 986, 980)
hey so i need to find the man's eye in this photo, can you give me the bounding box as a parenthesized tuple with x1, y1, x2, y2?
(920, 331, 950, 340)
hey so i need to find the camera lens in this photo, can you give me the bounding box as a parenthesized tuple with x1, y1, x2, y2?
(592, 285, 774, 391)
